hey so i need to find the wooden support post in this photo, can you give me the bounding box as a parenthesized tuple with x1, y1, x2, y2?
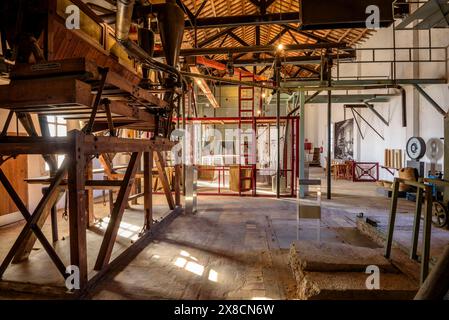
(103, 99, 116, 137)
(385, 178, 400, 258)
(415, 245, 449, 300)
(95, 152, 141, 270)
(18, 112, 57, 172)
(86, 159, 95, 227)
(0, 168, 67, 279)
(410, 186, 423, 260)
(12, 188, 62, 263)
(84, 67, 109, 134)
(109, 188, 114, 215)
(67, 131, 88, 289)
(154, 151, 175, 210)
(0, 111, 14, 137)
(99, 154, 115, 215)
(130, 179, 138, 206)
(11, 114, 63, 262)
(50, 201, 58, 243)
(175, 164, 181, 207)
(143, 151, 153, 230)
(98, 154, 115, 179)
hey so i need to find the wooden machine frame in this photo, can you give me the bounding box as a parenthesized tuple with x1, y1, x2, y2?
(0, 0, 184, 296)
(0, 132, 181, 295)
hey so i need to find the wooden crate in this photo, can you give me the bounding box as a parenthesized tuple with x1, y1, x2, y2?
(229, 165, 252, 193)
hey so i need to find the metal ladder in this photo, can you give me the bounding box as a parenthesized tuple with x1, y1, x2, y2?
(238, 73, 257, 196)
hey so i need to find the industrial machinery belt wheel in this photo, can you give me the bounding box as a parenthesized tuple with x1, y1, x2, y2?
(432, 201, 448, 228)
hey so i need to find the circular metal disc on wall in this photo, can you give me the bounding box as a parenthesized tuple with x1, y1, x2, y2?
(426, 138, 444, 162)
(406, 137, 426, 161)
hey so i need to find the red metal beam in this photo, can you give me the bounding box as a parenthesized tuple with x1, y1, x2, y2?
(195, 56, 267, 81)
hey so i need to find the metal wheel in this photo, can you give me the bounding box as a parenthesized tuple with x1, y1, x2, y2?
(432, 201, 448, 228)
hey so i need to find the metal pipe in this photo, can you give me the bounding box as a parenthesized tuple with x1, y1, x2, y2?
(293, 85, 404, 91)
(119, 39, 180, 82)
(326, 58, 332, 200)
(276, 57, 281, 199)
(180, 71, 281, 91)
(182, 88, 186, 195)
(397, 85, 407, 127)
(114, 0, 181, 86)
(230, 53, 355, 67)
(116, 0, 135, 42)
(327, 88, 332, 200)
(299, 91, 306, 198)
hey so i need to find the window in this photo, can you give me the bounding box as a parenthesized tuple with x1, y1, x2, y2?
(45, 116, 67, 171)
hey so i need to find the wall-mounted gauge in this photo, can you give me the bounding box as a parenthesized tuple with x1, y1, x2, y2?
(406, 137, 426, 161)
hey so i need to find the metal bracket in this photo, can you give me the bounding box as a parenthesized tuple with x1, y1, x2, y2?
(351, 107, 385, 140)
(363, 102, 389, 126)
(413, 84, 447, 116)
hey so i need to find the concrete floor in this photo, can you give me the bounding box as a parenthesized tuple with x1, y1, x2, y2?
(0, 167, 448, 299)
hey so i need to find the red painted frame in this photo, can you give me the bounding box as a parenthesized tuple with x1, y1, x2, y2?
(172, 116, 300, 197)
(352, 162, 379, 182)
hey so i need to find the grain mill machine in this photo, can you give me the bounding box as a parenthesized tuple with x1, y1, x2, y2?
(0, 0, 187, 293)
(0, 0, 186, 138)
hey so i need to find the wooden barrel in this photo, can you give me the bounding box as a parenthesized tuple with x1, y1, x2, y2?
(398, 167, 418, 192)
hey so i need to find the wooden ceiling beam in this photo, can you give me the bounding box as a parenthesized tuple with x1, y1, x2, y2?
(287, 29, 301, 45)
(176, 0, 196, 24)
(197, 27, 236, 47)
(297, 64, 320, 75)
(267, 27, 289, 45)
(227, 30, 250, 47)
(338, 29, 351, 43)
(257, 65, 270, 75)
(292, 67, 302, 78)
(282, 24, 333, 44)
(195, 0, 209, 18)
(249, 0, 261, 10)
(184, 12, 300, 29)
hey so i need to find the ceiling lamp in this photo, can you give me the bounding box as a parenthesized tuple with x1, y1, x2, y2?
(190, 66, 220, 109)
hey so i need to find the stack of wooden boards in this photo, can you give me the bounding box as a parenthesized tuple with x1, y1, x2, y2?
(384, 149, 403, 169)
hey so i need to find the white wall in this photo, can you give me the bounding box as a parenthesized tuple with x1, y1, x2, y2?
(304, 25, 449, 180)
